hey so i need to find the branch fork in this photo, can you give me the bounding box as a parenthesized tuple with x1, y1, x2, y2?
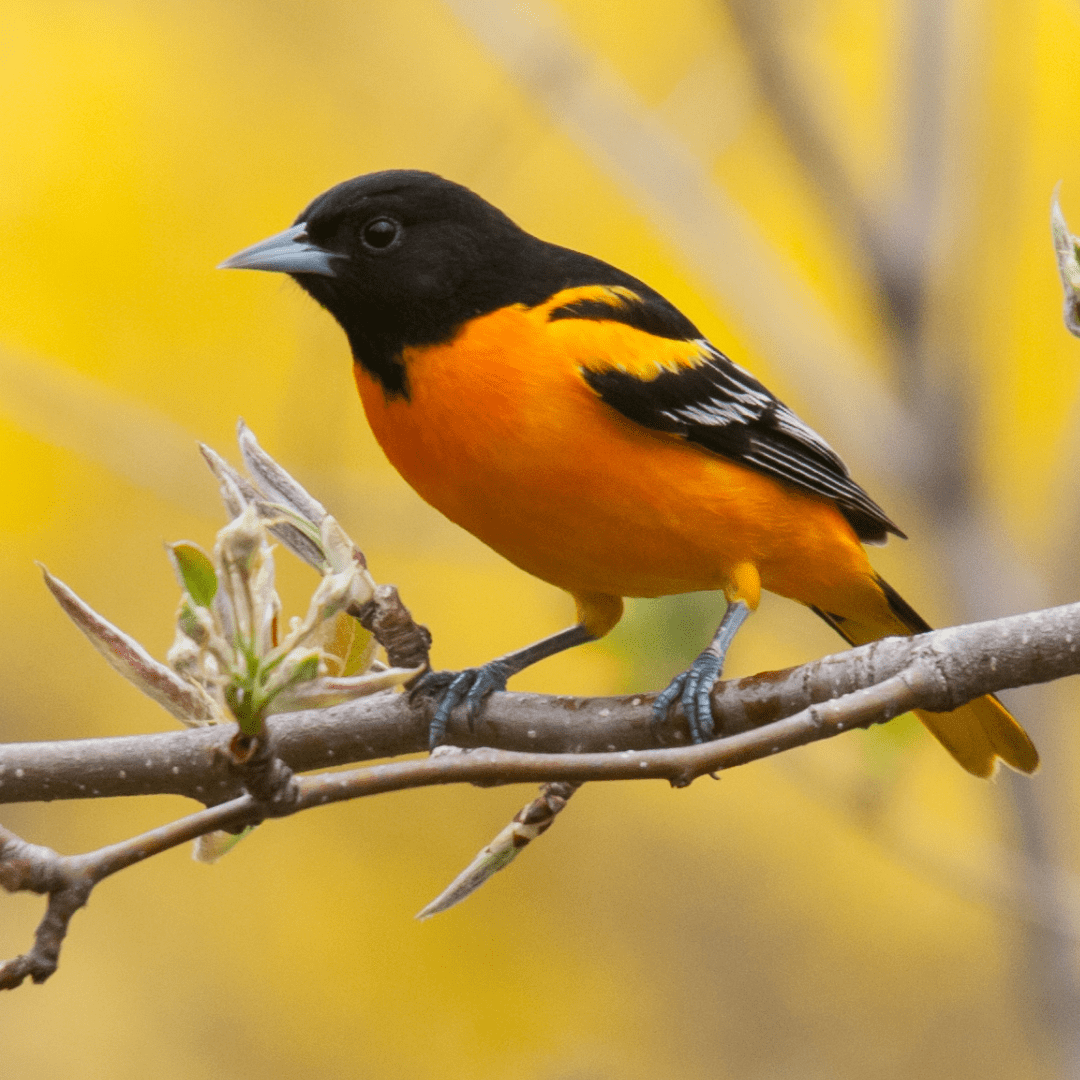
(3, 423, 1072, 990)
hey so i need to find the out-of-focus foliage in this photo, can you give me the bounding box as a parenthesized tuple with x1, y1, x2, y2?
(2, 2, 1080, 1077)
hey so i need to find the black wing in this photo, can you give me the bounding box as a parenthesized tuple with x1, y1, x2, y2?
(555, 289, 904, 544)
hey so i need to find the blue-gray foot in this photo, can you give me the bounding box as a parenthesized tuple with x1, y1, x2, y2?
(412, 660, 511, 749)
(651, 599, 752, 744)
(652, 650, 723, 743)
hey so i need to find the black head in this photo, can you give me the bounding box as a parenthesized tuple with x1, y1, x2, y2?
(220, 169, 680, 397)
(222, 171, 552, 396)
(297, 170, 541, 339)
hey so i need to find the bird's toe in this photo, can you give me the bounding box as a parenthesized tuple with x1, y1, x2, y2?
(412, 661, 511, 749)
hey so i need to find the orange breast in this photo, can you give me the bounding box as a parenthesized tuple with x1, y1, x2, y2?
(352, 294, 885, 622)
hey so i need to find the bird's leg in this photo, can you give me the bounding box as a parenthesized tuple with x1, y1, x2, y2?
(414, 624, 596, 749)
(652, 599, 752, 743)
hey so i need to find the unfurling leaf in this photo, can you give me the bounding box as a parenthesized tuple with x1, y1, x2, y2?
(40, 565, 217, 725)
(46, 424, 387, 745)
(266, 665, 422, 714)
(237, 420, 328, 525)
(285, 653, 321, 686)
(320, 515, 363, 575)
(254, 501, 329, 572)
(168, 542, 218, 608)
(199, 442, 255, 519)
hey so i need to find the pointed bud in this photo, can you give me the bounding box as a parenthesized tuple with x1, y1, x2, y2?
(1052, 184, 1080, 337)
(199, 443, 256, 519)
(41, 566, 217, 725)
(237, 420, 328, 524)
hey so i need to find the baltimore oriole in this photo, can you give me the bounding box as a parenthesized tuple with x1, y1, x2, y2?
(221, 169, 1038, 777)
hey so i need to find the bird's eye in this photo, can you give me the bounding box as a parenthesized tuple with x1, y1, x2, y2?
(361, 217, 402, 251)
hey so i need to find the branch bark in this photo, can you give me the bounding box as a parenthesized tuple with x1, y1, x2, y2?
(3, 597, 1077, 989)
(3, 599, 1077, 805)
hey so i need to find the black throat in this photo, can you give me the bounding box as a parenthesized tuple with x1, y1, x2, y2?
(344, 325, 411, 399)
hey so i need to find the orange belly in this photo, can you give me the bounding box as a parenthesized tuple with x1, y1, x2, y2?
(353, 299, 889, 625)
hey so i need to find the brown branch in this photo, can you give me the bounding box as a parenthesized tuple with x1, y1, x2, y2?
(3, 600, 1078, 805)
(0, 798, 257, 989)
(0, 666, 922, 988)
(3, 598, 1077, 988)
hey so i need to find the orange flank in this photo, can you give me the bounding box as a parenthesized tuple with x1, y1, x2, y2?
(354, 287, 882, 623)
(353, 286, 1037, 777)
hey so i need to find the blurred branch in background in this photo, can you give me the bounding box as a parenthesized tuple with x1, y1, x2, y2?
(723, 0, 947, 384)
(735, 1, 1080, 1065)
(724, 0, 907, 336)
(0, 346, 221, 515)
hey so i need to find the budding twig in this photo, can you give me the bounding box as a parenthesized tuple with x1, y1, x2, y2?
(4, 423, 1072, 988)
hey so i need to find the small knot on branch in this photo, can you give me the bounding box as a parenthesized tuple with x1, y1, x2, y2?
(355, 584, 432, 676)
(515, 781, 579, 833)
(0, 829, 67, 895)
(229, 731, 300, 816)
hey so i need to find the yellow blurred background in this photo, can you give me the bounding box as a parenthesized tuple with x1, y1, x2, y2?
(3, 1, 1080, 1076)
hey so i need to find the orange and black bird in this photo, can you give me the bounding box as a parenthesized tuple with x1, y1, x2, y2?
(221, 169, 1038, 777)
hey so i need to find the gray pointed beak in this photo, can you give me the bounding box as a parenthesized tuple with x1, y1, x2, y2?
(218, 223, 339, 277)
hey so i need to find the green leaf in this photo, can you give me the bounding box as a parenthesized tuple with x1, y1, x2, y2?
(289, 654, 321, 684)
(168, 542, 218, 608)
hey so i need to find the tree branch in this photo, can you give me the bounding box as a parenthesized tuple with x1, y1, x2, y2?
(4, 607, 1063, 992)
(3, 599, 1076, 806)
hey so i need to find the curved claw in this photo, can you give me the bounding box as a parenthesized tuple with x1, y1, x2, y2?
(653, 650, 723, 744)
(412, 661, 511, 749)
(651, 672, 688, 740)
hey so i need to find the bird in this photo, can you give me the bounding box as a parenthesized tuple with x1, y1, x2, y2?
(219, 169, 1038, 777)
